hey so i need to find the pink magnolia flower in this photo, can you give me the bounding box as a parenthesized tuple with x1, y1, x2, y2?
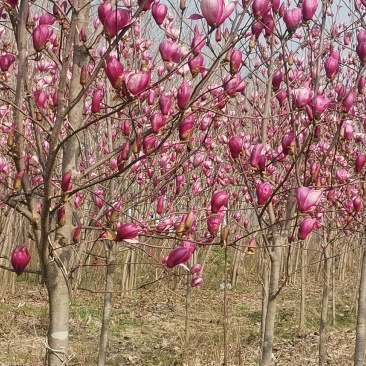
(159, 95, 172, 115)
(180, 240, 195, 253)
(137, 0, 154, 10)
(188, 54, 204, 76)
(263, 12, 275, 36)
(341, 122, 353, 140)
(298, 216, 316, 240)
(61, 171, 72, 192)
(191, 263, 202, 274)
(251, 21, 264, 39)
(302, 0, 318, 21)
(324, 50, 339, 80)
(32, 25, 52, 52)
(312, 94, 329, 118)
(283, 8, 302, 33)
(98, 1, 112, 24)
(250, 143, 264, 167)
(152, 2, 168, 25)
(296, 186, 322, 212)
(272, 69, 282, 91)
(177, 80, 191, 109)
(353, 196, 362, 212)
(142, 135, 156, 154)
(248, 237, 256, 254)
(11, 246, 31, 276)
(358, 76, 366, 94)
(276, 89, 287, 105)
(355, 154, 366, 172)
(342, 92, 354, 113)
(198, 0, 237, 27)
(4, 0, 18, 10)
(357, 31, 366, 64)
(39, 12, 56, 26)
(293, 84, 312, 108)
(53, 1, 67, 18)
(207, 215, 222, 236)
(159, 40, 178, 62)
(223, 74, 246, 96)
(125, 71, 151, 95)
(281, 132, 295, 155)
(256, 182, 273, 205)
(230, 49, 242, 75)
(105, 56, 124, 89)
(57, 206, 66, 226)
(233, 211, 241, 222)
(335, 168, 349, 183)
(192, 152, 205, 167)
(0, 53, 16, 72)
(156, 196, 164, 214)
(150, 112, 165, 134)
(211, 190, 230, 214)
(178, 115, 194, 141)
(191, 276, 203, 287)
(166, 247, 192, 268)
(191, 26, 206, 54)
(228, 136, 243, 158)
(104, 9, 130, 38)
(91, 90, 103, 113)
(252, 0, 271, 19)
(0, 156, 9, 175)
(272, 0, 280, 13)
(72, 225, 82, 243)
(115, 222, 140, 241)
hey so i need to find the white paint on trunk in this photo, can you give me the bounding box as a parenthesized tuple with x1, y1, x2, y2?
(51, 331, 68, 340)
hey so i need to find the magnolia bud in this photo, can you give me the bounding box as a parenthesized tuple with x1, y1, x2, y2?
(166, 247, 191, 268)
(191, 263, 202, 274)
(191, 276, 203, 287)
(356, 154, 366, 173)
(256, 182, 273, 205)
(61, 171, 72, 192)
(11, 246, 31, 276)
(115, 222, 140, 241)
(211, 190, 230, 214)
(58, 206, 66, 227)
(248, 237, 256, 254)
(73, 225, 82, 243)
(298, 216, 316, 240)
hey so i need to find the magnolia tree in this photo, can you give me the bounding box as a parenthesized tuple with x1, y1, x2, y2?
(2, 0, 366, 364)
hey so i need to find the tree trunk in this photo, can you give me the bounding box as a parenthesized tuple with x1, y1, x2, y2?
(354, 246, 366, 366)
(98, 243, 116, 366)
(44, 262, 70, 366)
(261, 235, 284, 366)
(319, 246, 330, 366)
(260, 251, 269, 344)
(331, 245, 336, 327)
(299, 241, 306, 332)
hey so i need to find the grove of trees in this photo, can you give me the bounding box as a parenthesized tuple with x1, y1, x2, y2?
(1, 0, 366, 365)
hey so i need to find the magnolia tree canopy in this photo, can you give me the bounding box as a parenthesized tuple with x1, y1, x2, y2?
(1, 0, 366, 364)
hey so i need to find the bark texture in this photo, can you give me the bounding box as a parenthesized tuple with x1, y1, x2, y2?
(354, 247, 366, 366)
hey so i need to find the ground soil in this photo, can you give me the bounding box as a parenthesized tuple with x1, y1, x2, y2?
(0, 269, 358, 366)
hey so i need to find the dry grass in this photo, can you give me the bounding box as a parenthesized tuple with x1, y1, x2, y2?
(0, 261, 360, 366)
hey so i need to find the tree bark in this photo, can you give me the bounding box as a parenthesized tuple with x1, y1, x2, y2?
(319, 245, 330, 366)
(260, 251, 269, 344)
(98, 243, 116, 366)
(261, 235, 285, 366)
(299, 241, 306, 332)
(354, 246, 366, 366)
(45, 261, 70, 365)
